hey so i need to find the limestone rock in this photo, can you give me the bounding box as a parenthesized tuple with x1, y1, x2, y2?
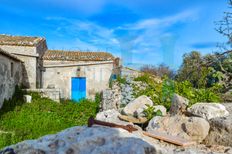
(146, 116, 162, 131)
(146, 116, 210, 143)
(187, 103, 229, 120)
(134, 107, 146, 117)
(23, 95, 32, 103)
(222, 103, 232, 114)
(0, 126, 227, 154)
(1, 126, 157, 154)
(154, 105, 167, 116)
(183, 117, 210, 143)
(100, 89, 118, 111)
(122, 95, 153, 116)
(204, 115, 232, 147)
(169, 94, 189, 115)
(96, 109, 130, 125)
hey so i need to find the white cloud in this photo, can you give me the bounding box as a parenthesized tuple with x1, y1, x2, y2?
(45, 17, 120, 51)
(119, 9, 198, 30)
(45, 9, 199, 65)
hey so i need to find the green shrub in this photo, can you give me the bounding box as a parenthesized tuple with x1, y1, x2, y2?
(143, 105, 163, 120)
(116, 76, 127, 84)
(134, 73, 153, 84)
(133, 74, 222, 110)
(175, 81, 221, 106)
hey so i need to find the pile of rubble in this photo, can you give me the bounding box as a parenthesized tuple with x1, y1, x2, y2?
(1, 93, 232, 153)
(97, 93, 232, 151)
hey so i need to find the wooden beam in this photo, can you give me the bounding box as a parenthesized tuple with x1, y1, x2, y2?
(143, 131, 196, 147)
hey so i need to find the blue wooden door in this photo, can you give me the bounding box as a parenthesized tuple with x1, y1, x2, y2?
(71, 77, 86, 102)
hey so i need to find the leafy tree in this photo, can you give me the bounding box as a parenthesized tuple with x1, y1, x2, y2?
(176, 51, 210, 88)
(176, 50, 231, 92)
(215, 0, 232, 48)
(204, 52, 232, 92)
(206, 0, 232, 92)
(176, 0, 232, 92)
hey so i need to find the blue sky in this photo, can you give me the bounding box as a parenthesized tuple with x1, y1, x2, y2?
(0, 0, 229, 69)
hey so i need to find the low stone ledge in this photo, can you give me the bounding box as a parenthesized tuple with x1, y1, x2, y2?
(24, 88, 61, 102)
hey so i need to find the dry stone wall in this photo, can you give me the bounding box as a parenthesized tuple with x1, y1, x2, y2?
(100, 77, 147, 111)
(26, 89, 61, 102)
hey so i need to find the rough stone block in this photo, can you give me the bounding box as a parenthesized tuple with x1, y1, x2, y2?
(23, 95, 32, 103)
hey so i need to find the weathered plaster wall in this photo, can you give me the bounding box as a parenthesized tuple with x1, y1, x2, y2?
(0, 45, 37, 56)
(0, 42, 47, 89)
(0, 55, 22, 108)
(15, 55, 37, 88)
(43, 60, 114, 100)
(36, 40, 47, 57)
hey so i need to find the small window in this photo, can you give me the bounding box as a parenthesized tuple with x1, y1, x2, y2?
(10, 62, 14, 77)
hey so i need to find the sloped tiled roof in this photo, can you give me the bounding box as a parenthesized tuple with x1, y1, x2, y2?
(0, 34, 45, 47)
(0, 48, 22, 62)
(43, 50, 115, 61)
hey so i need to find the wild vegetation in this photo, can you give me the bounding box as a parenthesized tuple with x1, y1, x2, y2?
(138, 0, 232, 105)
(140, 64, 175, 79)
(0, 86, 100, 149)
(133, 73, 222, 110)
(137, 17, 232, 107)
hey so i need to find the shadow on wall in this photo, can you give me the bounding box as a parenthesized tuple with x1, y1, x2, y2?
(21, 64, 30, 89)
(0, 86, 25, 118)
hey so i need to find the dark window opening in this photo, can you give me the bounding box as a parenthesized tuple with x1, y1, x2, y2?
(11, 62, 14, 77)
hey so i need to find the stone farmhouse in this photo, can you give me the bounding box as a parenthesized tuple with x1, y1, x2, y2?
(0, 34, 120, 107)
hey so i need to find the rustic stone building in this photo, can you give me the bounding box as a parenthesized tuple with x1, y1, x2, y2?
(43, 50, 116, 100)
(0, 49, 23, 108)
(0, 35, 47, 89)
(0, 34, 118, 105)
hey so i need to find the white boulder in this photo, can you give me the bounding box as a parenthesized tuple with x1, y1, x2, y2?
(146, 115, 210, 143)
(187, 103, 229, 120)
(1, 126, 228, 154)
(2, 126, 157, 154)
(123, 95, 153, 117)
(96, 109, 130, 125)
(23, 95, 32, 103)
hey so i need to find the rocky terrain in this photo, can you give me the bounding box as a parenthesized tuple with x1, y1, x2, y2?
(1, 77, 232, 154)
(2, 125, 232, 154)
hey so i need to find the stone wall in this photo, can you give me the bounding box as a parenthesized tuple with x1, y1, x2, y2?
(0, 42, 47, 89)
(43, 60, 114, 100)
(0, 54, 22, 108)
(0, 45, 37, 56)
(100, 77, 147, 111)
(35, 40, 48, 88)
(26, 89, 61, 102)
(16, 55, 37, 88)
(121, 67, 141, 78)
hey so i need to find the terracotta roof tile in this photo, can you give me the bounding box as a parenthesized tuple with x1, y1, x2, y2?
(0, 48, 22, 62)
(43, 50, 115, 61)
(0, 34, 45, 47)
